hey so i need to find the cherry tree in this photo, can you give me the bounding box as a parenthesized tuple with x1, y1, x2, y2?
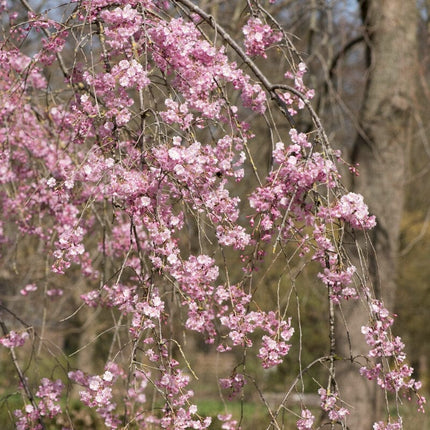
(0, 0, 425, 429)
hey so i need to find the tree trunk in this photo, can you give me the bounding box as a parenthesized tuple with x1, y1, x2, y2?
(336, 1, 418, 428)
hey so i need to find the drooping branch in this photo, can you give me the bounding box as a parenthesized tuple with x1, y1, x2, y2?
(0, 1, 425, 428)
(18, 0, 71, 79)
(271, 84, 331, 151)
(0, 320, 46, 430)
(174, 0, 296, 127)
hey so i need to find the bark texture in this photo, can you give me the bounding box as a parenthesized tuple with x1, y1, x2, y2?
(336, 1, 419, 428)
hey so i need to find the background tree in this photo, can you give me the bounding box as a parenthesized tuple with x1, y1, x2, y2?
(333, 1, 420, 428)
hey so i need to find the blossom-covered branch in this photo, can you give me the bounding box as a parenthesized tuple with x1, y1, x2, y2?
(0, 1, 424, 429)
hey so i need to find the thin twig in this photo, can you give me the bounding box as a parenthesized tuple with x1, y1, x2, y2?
(19, 0, 71, 79)
(0, 320, 46, 430)
(265, 356, 332, 430)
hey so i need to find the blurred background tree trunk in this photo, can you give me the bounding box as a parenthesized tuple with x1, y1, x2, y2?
(336, 1, 419, 428)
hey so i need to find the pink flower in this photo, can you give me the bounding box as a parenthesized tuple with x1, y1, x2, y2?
(219, 373, 246, 399)
(242, 18, 282, 58)
(373, 419, 403, 430)
(258, 334, 292, 368)
(20, 283, 37, 296)
(218, 413, 239, 430)
(297, 408, 315, 430)
(0, 331, 29, 348)
(318, 388, 349, 423)
(321, 192, 376, 230)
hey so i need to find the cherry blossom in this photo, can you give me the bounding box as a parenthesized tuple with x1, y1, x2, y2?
(242, 17, 282, 58)
(14, 379, 64, 429)
(297, 408, 315, 430)
(0, 331, 29, 348)
(360, 298, 424, 412)
(318, 388, 350, 424)
(373, 419, 403, 430)
(218, 413, 240, 430)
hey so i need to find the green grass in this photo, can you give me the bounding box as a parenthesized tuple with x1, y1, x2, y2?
(196, 398, 267, 429)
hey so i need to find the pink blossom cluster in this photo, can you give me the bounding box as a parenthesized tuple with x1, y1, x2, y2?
(159, 404, 211, 429)
(27, 11, 61, 31)
(258, 319, 294, 368)
(34, 379, 64, 419)
(113, 331, 212, 427)
(69, 363, 125, 428)
(153, 359, 211, 428)
(53, 225, 86, 271)
(39, 31, 68, 65)
(373, 419, 403, 430)
(360, 299, 425, 411)
(218, 413, 240, 430)
(317, 265, 358, 303)
(242, 17, 282, 58)
(249, 122, 375, 316)
(0, 330, 29, 348)
(81, 59, 149, 127)
(149, 17, 267, 115)
(150, 136, 250, 250)
(280, 63, 315, 115)
(0, 48, 47, 89)
(319, 192, 376, 230)
(125, 369, 150, 424)
(318, 388, 350, 423)
(111, 59, 150, 90)
(161, 98, 194, 130)
(219, 373, 246, 400)
(81, 285, 164, 338)
(16, 11, 67, 65)
(71, 296, 211, 428)
(100, 4, 143, 50)
(217, 284, 294, 367)
(0, 57, 97, 274)
(20, 283, 37, 296)
(296, 408, 315, 430)
(249, 128, 339, 242)
(171, 255, 219, 340)
(79, 0, 154, 22)
(14, 378, 64, 429)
